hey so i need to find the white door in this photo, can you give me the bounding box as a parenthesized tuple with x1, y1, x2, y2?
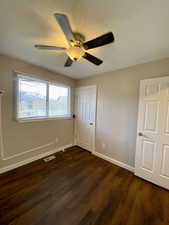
(135, 76, 169, 190)
(75, 86, 96, 152)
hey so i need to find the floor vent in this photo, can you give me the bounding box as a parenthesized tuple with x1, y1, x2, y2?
(43, 155, 56, 162)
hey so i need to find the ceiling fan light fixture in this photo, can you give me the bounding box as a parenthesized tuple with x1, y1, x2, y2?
(66, 46, 85, 61)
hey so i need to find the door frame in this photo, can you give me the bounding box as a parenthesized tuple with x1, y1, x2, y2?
(74, 85, 97, 153)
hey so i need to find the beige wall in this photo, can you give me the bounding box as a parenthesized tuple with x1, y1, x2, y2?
(77, 58, 169, 167)
(1, 55, 169, 171)
(0, 55, 75, 170)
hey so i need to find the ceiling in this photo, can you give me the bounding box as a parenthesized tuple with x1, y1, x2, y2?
(0, 0, 169, 79)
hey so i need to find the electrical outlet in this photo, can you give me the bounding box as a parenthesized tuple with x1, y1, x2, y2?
(55, 137, 59, 143)
(102, 143, 106, 149)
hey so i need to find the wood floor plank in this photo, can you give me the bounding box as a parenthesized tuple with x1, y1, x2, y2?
(0, 146, 168, 225)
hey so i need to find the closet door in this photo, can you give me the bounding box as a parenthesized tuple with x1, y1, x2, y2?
(75, 86, 96, 152)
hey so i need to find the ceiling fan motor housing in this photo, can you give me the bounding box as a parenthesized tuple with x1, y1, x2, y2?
(73, 32, 86, 43)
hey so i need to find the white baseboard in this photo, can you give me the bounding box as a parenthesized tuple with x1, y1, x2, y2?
(0, 144, 73, 174)
(93, 151, 134, 173)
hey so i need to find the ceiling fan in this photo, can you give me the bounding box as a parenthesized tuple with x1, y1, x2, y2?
(34, 13, 115, 67)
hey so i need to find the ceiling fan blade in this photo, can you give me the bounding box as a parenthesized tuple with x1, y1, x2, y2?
(64, 57, 73, 67)
(83, 32, 114, 50)
(34, 45, 66, 50)
(54, 13, 75, 43)
(83, 53, 103, 66)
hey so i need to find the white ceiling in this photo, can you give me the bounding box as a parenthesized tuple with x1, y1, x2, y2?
(1, 0, 169, 79)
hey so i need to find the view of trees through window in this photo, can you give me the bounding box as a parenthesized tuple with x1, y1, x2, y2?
(17, 76, 70, 119)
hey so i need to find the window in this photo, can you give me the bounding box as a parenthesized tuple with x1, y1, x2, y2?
(49, 84, 69, 117)
(16, 75, 71, 120)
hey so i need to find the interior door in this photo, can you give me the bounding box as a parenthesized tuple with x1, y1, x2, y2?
(135, 76, 169, 190)
(75, 86, 96, 152)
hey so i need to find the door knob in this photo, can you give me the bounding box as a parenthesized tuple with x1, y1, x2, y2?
(89, 123, 93, 125)
(138, 132, 143, 136)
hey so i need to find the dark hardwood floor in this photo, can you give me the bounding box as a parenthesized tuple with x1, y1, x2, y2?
(0, 146, 168, 225)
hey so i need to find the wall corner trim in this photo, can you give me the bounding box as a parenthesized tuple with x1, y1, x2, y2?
(93, 151, 135, 173)
(0, 144, 73, 174)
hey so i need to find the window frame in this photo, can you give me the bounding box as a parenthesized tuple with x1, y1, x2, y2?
(15, 73, 72, 122)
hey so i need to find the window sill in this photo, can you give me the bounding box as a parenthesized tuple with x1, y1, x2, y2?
(16, 116, 73, 123)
